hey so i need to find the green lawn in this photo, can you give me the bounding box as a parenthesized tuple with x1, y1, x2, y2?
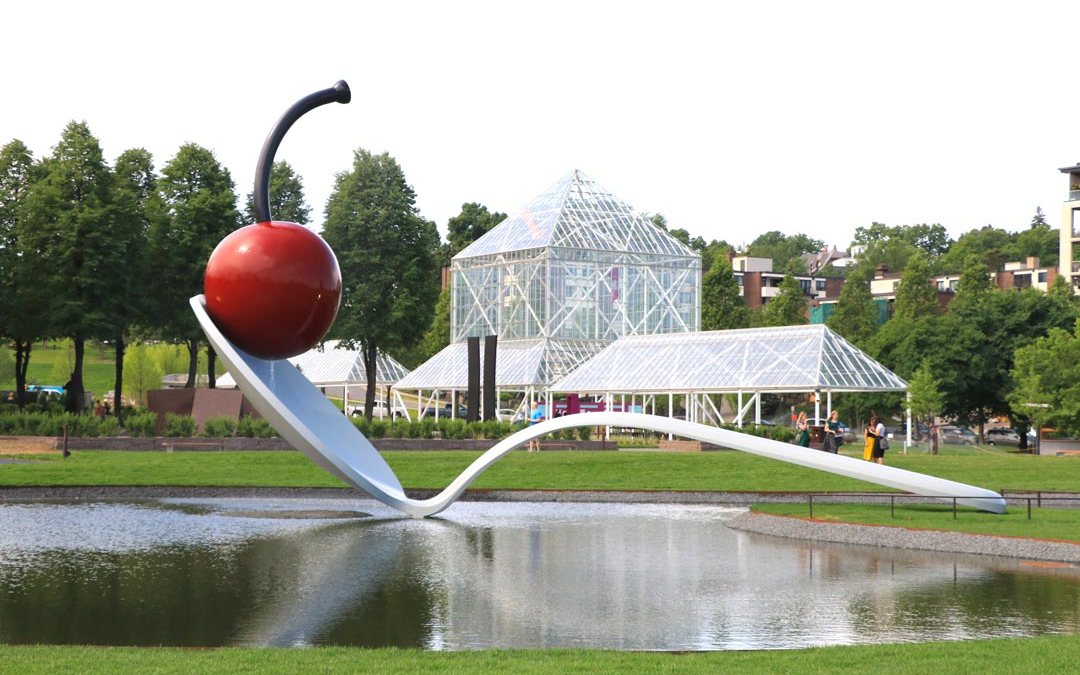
(753, 502, 1080, 543)
(3, 448, 1080, 494)
(0, 342, 116, 398)
(1, 637, 1078, 674)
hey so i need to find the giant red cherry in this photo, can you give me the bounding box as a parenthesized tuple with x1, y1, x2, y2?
(203, 80, 350, 360)
(204, 221, 341, 359)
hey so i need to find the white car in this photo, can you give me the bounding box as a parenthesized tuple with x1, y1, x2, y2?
(497, 408, 526, 423)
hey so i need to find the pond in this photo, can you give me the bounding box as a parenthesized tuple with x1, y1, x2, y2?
(0, 499, 1077, 650)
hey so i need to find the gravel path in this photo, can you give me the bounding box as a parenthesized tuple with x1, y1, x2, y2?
(727, 511, 1080, 563)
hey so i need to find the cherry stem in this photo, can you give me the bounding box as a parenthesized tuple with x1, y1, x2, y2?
(254, 80, 351, 223)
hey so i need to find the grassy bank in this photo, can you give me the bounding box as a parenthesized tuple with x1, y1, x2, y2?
(2, 637, 1079, 674)
(3, 449, 1080, 493)
(752, 502, 1080, 543)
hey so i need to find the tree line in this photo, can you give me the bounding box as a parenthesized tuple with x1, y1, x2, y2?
(3, 122, 1076, 432)
(0, 124, 494, 419)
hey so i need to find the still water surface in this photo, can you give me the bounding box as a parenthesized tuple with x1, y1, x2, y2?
(0, 499, 1077, 650)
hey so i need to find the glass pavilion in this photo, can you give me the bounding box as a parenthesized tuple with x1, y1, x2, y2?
(394, 170, 701, 418)
(550, 324, 908, 428)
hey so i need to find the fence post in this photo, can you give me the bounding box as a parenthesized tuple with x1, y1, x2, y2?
(890, 495, 895, 518)
(1027, 498, 1032, 521)
(809, 493, 814, 519)
(952, 497, 957, 520)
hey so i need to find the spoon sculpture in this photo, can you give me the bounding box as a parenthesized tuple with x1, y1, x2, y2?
(192, 82, 1006, 517)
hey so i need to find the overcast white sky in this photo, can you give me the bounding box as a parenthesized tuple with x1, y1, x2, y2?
(4, 1, 1079, 250)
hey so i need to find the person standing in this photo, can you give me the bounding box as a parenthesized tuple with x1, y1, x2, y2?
(824, 410, 841, 453)
(864, 415, 880, 461)
(795, 411, 811, 448)
(527, 401, 543, 452)
(872, 417, 887, 464)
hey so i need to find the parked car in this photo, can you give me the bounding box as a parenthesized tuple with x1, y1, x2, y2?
(884, 422, 930, 440)
(421, 404, 469, 419)
(985, 427, 1022, 447)
(939, 426, 978, 446)
(348, 400, 405, 419)
(497, 408, 525, 423)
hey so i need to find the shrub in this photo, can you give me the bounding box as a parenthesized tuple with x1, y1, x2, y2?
(203, 416, 238, 438)
(351, 415, 370, 435)
(367, 419, 388, 439)
(438, 418, 468, 440)
(576, 426, 592, 442)
(234, 416, 275, 438)
(123, 412, 158, 437)
(97, 416, 121, 437)
(163, 414, 196, 437)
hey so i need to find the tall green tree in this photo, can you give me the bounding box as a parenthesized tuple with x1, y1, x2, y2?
(907, 361, 944, 440)
(939, 225, 1012, 273)
(1009, 320, 1080, 436)
(852, 222, 951, 260)
(418, 284, 452, 362)
(701, 259, 750, 330)
(826, 265, 876, 345)
(19, 122, 117, 412)
(151, 144, 240, 387)
(323, 149, 438, 420)
(444, 202, 505, 263)
(746, 231, 823, 274)
(892, 251, 940, 321)
(122, 342, 163, 407)
(0, 139, 41, 407)
(1010, 220, 1059, 268)
(108, 148, 157, 418)
(1030, 207, 1048, 228)
(759, 274, 808, 327)
(242, 160, 310, 225)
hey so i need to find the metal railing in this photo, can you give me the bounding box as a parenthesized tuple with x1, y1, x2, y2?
(801, 491, 1080, 521)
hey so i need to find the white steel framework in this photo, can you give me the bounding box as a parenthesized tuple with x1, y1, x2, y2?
(399, 170, 701, 415)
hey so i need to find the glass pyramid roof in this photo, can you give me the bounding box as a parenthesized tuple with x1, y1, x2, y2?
(453, 170, 699, 260)
(394, 338, 607, 390)
(550, 325, 908, 394)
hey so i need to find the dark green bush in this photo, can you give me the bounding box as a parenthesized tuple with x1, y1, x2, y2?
(163, 414, 196, 437)
(123, 412, 157, 437)
(437, 418, 468, 440)
(576, 426, 592, 441)
(202, 416, 238, 437)
(367, 419, 388, 439)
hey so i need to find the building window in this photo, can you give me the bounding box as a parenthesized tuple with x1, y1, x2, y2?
(799, 279, 811, 294)
(1038, 271, 1047, 283)
(816, 279, 826, 291)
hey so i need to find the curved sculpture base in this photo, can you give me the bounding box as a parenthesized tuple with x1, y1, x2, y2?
(192, 295, 1006, 518)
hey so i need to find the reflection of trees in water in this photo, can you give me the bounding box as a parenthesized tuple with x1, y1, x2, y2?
(844, 556, 1080, 639)
(0, 544, 261, 646)
(3, 505, 1080, 649)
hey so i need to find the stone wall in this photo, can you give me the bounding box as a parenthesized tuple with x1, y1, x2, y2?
(44, 437, 611, 452)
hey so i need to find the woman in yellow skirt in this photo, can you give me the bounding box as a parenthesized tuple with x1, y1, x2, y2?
(864, 415, 880, 461)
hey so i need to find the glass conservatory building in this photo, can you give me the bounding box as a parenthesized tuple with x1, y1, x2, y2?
(395, 170, 701, 416)
(550, 324, 908, 428)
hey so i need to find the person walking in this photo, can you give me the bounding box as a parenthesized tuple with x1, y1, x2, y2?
(795, 411, 811, 448)
(824, 410, 841, 453)
(527, 401, 543, 452)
